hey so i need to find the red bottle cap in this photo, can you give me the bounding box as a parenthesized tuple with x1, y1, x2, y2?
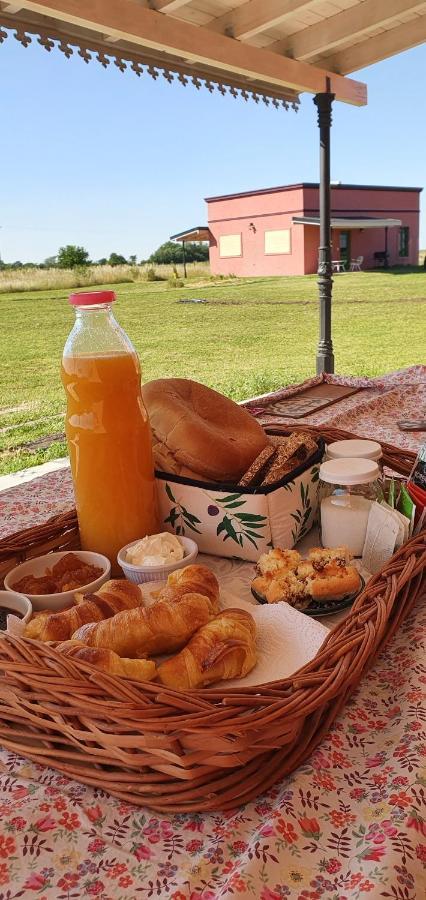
(69, 290, 117, 306)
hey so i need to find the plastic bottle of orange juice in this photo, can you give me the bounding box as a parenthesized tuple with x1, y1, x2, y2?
(61, 290, 158, 572)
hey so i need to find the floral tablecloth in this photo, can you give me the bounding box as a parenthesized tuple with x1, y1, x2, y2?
(0, 368, 425, 900)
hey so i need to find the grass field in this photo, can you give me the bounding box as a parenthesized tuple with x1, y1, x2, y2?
(1, 268, 425, 476)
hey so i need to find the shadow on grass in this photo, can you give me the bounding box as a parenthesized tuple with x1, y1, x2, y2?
(371, 265, 426, 275)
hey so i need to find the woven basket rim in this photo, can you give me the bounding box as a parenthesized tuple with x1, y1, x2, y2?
(0, 425, 424, 812)
(0, 425, 422, 698)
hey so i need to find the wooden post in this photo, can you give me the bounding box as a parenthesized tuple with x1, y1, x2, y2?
(314, 90, 335, 374)
(182, 240, 187, 279)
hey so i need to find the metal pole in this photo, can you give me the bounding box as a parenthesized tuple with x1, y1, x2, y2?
(384, 226, 389, 268)
(182, 240, 187, 279)
(314, 90, 335, 374)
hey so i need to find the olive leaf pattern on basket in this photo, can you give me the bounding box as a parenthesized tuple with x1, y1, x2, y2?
(290, 465, 320, 544)
(206, 492, 269, 550)
(163, 483, 202, 535)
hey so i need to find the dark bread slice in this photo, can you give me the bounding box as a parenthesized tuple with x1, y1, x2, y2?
(238, 444, 276, 487)
(261, 433, 318, 486)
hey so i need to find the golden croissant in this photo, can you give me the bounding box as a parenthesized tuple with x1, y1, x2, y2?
(156, 608, 257, 690)
(54, 640, 156, 683)
(72, 591, 214, 657)
(155, 564, 220, 614)
(24, 579, 142, 643)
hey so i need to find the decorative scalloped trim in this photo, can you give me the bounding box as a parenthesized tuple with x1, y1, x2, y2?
(0, 22, 300, 110)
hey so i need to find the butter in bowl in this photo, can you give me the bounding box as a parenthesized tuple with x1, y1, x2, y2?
(117, 532, 198, 584)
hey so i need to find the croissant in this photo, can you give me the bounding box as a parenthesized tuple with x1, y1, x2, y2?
(155, 565, 220, 614)
(72, 591, 214, 657)
(157, 608, 257, 690)
(54, 641, 156, 683)
(24, 580, 142, 643)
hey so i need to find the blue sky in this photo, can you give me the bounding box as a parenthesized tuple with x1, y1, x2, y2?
(1, 35, 425, 263)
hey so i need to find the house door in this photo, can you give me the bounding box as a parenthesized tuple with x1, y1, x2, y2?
(339, 231, 351, 269)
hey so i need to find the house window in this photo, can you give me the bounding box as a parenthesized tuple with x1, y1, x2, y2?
(264, 229, 291, 255)
(219, 233, 242, 258)
(399, 226, 409, 257)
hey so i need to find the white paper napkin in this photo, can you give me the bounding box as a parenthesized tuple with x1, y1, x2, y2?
(6, 615, 26, 637)
(142, 575, 329, 689)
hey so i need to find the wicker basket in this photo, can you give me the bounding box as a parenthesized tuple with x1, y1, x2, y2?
(0, 427, 424, 813)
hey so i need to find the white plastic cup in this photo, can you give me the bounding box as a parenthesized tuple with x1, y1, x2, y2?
(117, 536, 198, 584)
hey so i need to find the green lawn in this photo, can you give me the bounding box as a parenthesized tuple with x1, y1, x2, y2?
(1, 268, 425, 476)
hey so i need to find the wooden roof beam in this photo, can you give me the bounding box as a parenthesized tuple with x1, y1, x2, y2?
(154, 0, 194, 12)
(11, 1, 367, 103)
(207, 0, 316, 41)
(322, 14, 426, 74)
(273, 0, 426, 61)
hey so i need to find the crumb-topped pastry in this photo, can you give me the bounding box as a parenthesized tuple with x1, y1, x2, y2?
(308, 547, 351, 570)
(252, 545, 360, 609)
(256, 548, 301, 578)
(306, 566, 360, 602)
(265, 571, 310, 610)
(301, 547, 360, 603)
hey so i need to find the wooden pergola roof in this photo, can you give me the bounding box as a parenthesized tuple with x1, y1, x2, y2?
(1, 2, 424, 110)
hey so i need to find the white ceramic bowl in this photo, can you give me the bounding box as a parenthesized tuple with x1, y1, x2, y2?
(4, 551, 111, 611)
(0, 589, 32, 627)
(117, 536, 198, 584)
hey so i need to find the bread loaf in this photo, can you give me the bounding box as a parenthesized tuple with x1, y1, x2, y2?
(142, 378, 268, 482)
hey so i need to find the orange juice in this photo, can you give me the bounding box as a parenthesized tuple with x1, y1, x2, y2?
(61, 350, 158, 571)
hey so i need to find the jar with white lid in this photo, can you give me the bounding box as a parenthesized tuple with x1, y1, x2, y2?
(326, 439, 382, 465)
(319, 458, 381, 557)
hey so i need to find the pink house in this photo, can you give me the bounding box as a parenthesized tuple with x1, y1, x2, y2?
(173, 183, 421, 276)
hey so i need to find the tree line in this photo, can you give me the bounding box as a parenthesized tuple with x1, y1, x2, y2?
(0, 241, 209, 270)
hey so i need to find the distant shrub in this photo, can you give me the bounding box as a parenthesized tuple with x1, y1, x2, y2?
(57, 245, 90, 269)
(146, 266, 158, 282)
(108, 252, 128, 267)
(150, 241, 209, 265)
(145, 266, 165, 282)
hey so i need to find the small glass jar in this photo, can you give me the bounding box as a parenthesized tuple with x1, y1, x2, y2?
(326, 439, 382, 468)
(319, 458, 381, 556)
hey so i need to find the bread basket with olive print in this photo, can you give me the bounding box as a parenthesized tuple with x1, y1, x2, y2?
(155, 435, 324, 561)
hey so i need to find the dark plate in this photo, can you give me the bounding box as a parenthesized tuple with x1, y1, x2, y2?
(251, 575, 365, 618)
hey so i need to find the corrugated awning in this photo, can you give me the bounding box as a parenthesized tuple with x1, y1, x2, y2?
(170, 227, 212, 243)
(293, 216, 403, 229)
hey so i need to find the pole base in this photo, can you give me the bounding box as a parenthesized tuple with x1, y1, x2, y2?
(316, 348, 335, 374)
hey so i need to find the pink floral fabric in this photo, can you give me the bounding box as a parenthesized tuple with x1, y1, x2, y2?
(0, 467, 74, 540)
(0, 599, 424, 899)
(0, 368, 425, 898)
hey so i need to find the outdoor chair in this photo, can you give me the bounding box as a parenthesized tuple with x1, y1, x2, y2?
(350, 256, 363, 271)
(374, 251, 389, 267)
